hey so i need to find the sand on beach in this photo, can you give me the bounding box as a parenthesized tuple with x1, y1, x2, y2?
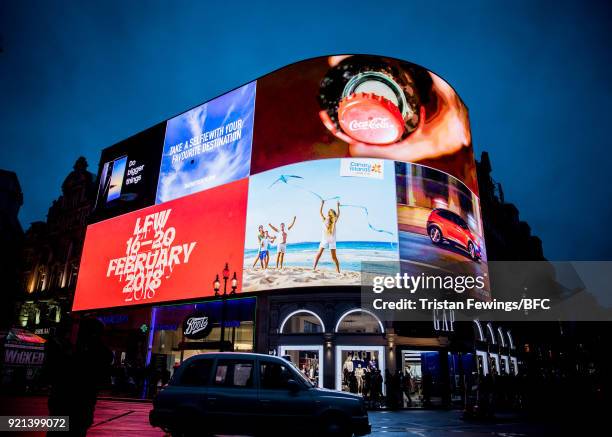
(242, 266, 361, 292)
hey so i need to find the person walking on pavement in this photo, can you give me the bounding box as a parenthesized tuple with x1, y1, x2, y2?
(403, 368, 413, 407)
(69, 318, 113, 436)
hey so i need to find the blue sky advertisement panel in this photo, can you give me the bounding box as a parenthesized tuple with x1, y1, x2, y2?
(156, 81, 256, 203)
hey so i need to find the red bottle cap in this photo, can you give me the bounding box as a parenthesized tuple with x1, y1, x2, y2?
(337, 92, 405, 145)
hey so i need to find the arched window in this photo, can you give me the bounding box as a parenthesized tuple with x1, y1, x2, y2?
(473, 320, 485, 342)
(335, 309, 384, 334)
(507, 331, 515, 349)
(67, 262, 78, 287)
(36, 266, 47, 291)
(486, 323, 496, 345)
(279, 310, 325, 334)
(497, 327, 506, 347)
(55, 266, 64, 288)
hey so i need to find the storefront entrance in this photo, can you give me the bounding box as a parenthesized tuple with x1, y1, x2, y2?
(279, 345, 323, 387)
(149, 297, 256, 391)
(400, 350, 441, 407)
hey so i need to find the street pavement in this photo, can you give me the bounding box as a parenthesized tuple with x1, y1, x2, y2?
(0, 396, 569, 436)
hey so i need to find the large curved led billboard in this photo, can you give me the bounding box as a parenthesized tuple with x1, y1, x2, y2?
(74, 55, 485, 311)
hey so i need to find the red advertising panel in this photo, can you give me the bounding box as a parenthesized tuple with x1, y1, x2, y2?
(73, 178, 248, 311)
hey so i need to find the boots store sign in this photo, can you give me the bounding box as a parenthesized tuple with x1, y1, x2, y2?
(182, 312, 214, 340)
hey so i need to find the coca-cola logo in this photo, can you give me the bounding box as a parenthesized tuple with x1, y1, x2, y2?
(348, 117, 392, 132)
(182, 312, 213, 339)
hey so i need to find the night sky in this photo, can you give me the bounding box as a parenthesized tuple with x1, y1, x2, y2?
(1, 1, 611, 261)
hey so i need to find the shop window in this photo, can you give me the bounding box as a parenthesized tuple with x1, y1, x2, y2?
(260, 361, 293, 390)
(279, 310, 324, 334)
(280, 347, 322, 387)
(180, 358, 213, 386)
(335, 309, 383, 334)
(150, 299, 257, 376)
(335, 345, 385, 394)
(214, 360, 253, 388)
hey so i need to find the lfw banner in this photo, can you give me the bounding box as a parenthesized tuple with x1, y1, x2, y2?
(73, 178, 248, 311)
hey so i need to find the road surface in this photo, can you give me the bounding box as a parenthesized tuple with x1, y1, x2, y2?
(0, 396, 574, 436)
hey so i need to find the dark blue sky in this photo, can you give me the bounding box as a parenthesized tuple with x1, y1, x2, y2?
(1, 1, 611, 260)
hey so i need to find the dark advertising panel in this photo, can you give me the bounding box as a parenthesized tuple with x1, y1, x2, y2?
(74, 178, 248, 311)
(92, 122, 166, 222)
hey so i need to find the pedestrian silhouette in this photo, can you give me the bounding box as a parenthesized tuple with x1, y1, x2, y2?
(45, 321, 74, 430)
(46, 317, 112, 437)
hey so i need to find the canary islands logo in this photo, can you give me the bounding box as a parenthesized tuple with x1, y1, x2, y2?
(340, 158, 384, 179)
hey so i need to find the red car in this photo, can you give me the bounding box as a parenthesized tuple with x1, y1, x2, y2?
(426, 208, 482, 260)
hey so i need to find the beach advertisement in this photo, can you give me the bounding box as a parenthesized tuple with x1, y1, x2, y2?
(156, 81, 256, 204)
(242, 158, 399, 291)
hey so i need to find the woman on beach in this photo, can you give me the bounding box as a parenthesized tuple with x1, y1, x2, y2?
(313, 200, 340, 273)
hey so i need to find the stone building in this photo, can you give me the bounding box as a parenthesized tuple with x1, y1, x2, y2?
(17, 157, 95, 334)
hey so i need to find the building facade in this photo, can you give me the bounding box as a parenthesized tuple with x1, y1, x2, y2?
(17, 157, 95, 334)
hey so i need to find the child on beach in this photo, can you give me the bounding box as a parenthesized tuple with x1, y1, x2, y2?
(313, 200, 341, 273)
(252, 225, 266, 268)
(269, 216, 297, 270)
(259, 231, 276, 269)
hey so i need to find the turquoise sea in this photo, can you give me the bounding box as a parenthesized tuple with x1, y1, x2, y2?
(244, 240, 399, 272)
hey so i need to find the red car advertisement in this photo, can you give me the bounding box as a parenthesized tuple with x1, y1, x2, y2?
(73, 178, 248, 311)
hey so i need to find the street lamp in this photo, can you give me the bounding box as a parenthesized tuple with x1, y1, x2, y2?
(215, 263, 237, 352)
(214, 275, 221, 296)
(231, 272, 237, 294)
